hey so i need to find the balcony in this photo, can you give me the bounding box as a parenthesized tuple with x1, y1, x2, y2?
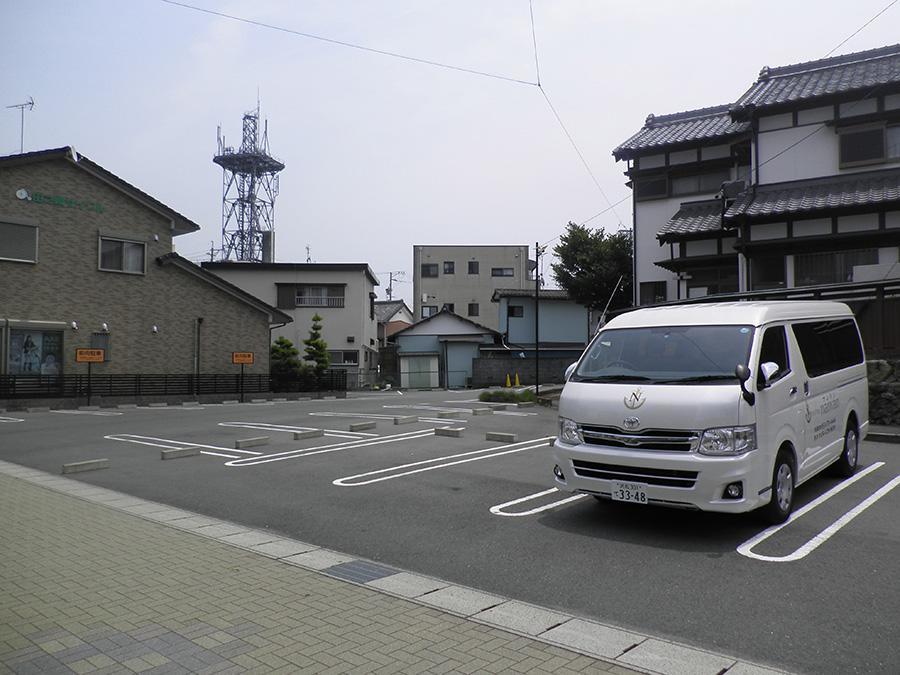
(295, 296, 345, 308)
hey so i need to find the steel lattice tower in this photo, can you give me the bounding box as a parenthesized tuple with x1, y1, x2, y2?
(214, 106, 284, 261)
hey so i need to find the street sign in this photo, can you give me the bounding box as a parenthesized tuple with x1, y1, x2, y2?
(232, 352, 254, 365)
(75, 348, 105, 363)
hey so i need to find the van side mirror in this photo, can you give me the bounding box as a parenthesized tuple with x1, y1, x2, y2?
(564, 362, 577, 381)
(760, 362, 780, 386)
(735, 364, 755, 406)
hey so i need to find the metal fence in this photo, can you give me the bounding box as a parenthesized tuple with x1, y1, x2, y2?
(0, 370, 347, 399)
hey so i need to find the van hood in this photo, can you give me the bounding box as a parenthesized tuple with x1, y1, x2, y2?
(559, 381, 749, 431)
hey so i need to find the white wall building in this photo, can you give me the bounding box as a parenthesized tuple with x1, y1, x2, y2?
(412, 244, 533, 331)
(203, 262, 380, 386)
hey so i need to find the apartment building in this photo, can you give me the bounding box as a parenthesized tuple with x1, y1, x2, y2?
(614, 44, 900, 354)
(412, 244, 533, 331)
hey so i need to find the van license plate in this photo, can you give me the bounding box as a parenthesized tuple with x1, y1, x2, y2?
(611, 481, 648, 504)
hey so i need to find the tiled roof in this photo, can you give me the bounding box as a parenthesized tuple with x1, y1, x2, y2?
(491, 288, 571, 301)
(374, 300, 408, 323)
(613, 105, 750, 160)
(728, 168, 900, 220)
(657, 201, 723, 241)
(732, 44, 900, 115)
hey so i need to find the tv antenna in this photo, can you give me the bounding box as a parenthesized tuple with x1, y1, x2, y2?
(6, 97, 34, 154)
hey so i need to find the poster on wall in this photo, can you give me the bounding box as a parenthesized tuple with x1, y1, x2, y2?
(8, 329, 63, 375)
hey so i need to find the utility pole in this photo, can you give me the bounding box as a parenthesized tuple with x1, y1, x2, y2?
(385, 271, 405, 300)
(6, 97, 34, 154)
(534, 242, 543, 397)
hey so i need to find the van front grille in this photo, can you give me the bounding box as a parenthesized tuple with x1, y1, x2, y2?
(580, 425, 699, 452)
(572, 460, 698, 488)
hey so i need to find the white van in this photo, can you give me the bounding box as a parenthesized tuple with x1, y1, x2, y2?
(552, 301, 868, 523)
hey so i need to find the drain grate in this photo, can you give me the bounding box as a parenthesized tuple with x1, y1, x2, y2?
(323, 560, 398, 584)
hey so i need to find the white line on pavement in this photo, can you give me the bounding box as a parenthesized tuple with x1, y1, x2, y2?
(0, 416, 25, 423)
(333, 437, 554, 487)
(105, 434, 262, 457)
(489, 488, 588, 517)
(218, 421, 378, 438)
(737, 462, 893, 562)
(51, 410, 123, 416)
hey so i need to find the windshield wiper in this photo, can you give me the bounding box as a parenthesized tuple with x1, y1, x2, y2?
(654, 375, 736, 384)
(574, 374, 654, 382)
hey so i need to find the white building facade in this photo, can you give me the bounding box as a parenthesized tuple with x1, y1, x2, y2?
(412, 245, 533, 331)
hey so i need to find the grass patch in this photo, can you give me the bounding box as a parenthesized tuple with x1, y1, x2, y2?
(478, 388, 537, 403)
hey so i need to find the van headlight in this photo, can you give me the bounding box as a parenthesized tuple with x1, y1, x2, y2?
(559, 417, 583, 445)
(698, 425, 756, 456)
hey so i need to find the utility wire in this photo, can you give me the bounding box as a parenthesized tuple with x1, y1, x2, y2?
(529, 0, 541, 86)
(158, 0, 538, 86)
(539, 193, 632, 249)
(825, 0, 898, 57)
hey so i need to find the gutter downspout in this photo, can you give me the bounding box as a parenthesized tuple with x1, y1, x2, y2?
(194, 317, 203, 396)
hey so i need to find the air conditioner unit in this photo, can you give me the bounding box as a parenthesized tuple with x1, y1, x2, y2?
(347, 336, 355, 343)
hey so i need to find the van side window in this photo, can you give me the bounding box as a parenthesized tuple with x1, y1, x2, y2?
(791, 319, 864, 377)
(758, 326, 790, 387)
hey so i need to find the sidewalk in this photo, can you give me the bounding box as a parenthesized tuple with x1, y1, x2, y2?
(0, 469, 641, 675)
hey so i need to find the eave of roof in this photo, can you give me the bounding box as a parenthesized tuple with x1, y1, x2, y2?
(202, 261, 380, 286)
(0, 147, 201, 236)
(391, 307, 500, 337)
(657, 200, 724, 242)
(731, 44, 900, 119)
(613, 105, 750, 161)
(158, 253, 292, 324)
(491, 288, 572, 301)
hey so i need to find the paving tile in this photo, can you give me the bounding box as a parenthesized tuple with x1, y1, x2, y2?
(249, 539, 317, 558)
(366, 572, 449, 598)
(472, 601, 569, 637)
(191, 524, 250, 539)
(417, 585, 505, 616)
(618, 639, 734, 675)
(724, 662, 790, 675)
(217, 531, 280, 548)
(541, 619, 642, 659)
(282, 549, 350, 570)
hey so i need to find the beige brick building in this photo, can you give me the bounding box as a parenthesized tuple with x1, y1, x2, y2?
(0, 147, 290, 377)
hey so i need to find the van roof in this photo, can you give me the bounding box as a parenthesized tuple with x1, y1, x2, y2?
(606, 301, 852, 329)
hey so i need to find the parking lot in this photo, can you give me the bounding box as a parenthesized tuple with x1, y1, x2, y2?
(2, 389, 898, 674)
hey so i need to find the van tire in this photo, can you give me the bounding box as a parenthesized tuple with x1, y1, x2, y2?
(760, 450, 794, 524)
(830, 421, 859, 478)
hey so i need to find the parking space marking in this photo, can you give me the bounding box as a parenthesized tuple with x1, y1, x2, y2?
(218, 421, 377, 438)
(309, 410, 463, 427)
(51, 410, 123, 416)
(105, 434, 255, 459)
(0, 416, 25, 423)
(490, 488, 588, 517)
(737, 462, 897, 562)
(384, 404, 472, 413)
(225, 428, 438, 467)
(494, 410, 538, 417)
(333, 437, 554, 487)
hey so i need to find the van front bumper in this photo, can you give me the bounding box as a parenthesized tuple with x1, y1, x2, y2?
(552, 439, 771, 514)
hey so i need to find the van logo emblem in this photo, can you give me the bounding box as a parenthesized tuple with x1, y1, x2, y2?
(623, 416, 640, 430)
(624, 388, 646, 410)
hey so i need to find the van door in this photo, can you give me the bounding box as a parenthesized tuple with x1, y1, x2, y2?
(755, 325, 805, 473)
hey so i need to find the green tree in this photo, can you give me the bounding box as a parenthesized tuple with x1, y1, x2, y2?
(303, 313, 331, 374)
(551, 222, 633, 315)
(270, 336, 302, 379)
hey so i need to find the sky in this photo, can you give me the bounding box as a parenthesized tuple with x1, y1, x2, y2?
(2, 0, 898, 306)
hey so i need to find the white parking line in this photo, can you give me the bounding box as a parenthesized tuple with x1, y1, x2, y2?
(490, 488, 588, 517)
(737, 463, 897, 562)
(333, 437, 554, 487)
(0, 416, 25, 423)
(218, 421, 378, 438)
(383, 404, 471, 413)
(308, 410, 461, 427)
(105, 434, 255, 458)
(225, 428, 438, 467)
(51, 410, 123, 416)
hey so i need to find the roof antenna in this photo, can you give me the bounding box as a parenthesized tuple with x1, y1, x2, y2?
(6, 96, 34, 154)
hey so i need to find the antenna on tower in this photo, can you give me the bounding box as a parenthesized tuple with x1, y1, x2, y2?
(213, 102, 284, 262)
(6, 97, 34, 154)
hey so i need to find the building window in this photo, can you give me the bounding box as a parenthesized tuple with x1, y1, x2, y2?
(468, 261, 479, 274)
(421, 263, 438, 278)
(7, 329, 63, 374)
(794, 248, 877, 286)
(492, 267, 514, 277)
(99, 237, 145, 274)
(508, 305, 524, 318)
(751, 255, 786, 290)
(328, 350, 359, 365)
(634, 175, 668, 200)
(422, 305, 438, 318)
(442, 303, 455, 313)
(0, 221, 38, 263)
(467, 303, 479, 317)
(443, 261, 455, 274)
(639, 281, 667, 305)
(670, 168, 731, 197)
(839, 124, 900, 167)
(685, 266, 738, 297)
(296, 285, 345, 308)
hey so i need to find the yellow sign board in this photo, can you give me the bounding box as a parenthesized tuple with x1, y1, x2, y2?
(232, 351, 254, 365)
(76, 348, 105, 363)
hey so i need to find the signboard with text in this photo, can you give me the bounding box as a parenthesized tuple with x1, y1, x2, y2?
(232, 352, 254, 365)
(76, 348, 105, 363)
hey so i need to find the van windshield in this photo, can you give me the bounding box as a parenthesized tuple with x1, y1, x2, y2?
(573, 325, 754, 384)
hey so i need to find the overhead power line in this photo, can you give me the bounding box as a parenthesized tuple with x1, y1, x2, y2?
(825, 0, 898, 57)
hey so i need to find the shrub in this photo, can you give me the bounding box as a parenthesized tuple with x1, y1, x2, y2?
(478, 388, 537, 403)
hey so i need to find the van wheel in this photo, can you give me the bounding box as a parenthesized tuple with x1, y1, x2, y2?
(760, 451, 794, 525)
(830, 423, 859, 478)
